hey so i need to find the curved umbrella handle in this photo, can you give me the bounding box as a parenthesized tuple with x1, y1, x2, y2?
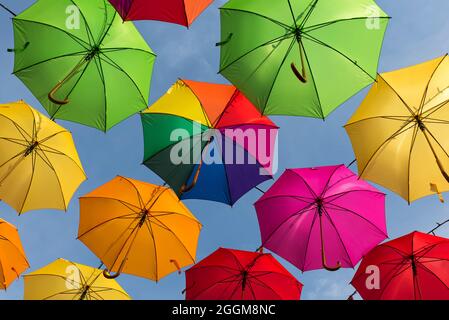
(215, 33, 233, 47)
(170, 259, 182, 275)
(180, 162, 202, 194)
(102, 268, 121, 279)
(291, 63, 307, 83)
(48, 81, 69, 105)
(180, 136, 214, 194)
(318, 206, 342, 272)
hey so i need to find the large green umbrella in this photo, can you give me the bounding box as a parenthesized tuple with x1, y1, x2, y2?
(10, 0, 156, 131)
(218, 0, 389, 119)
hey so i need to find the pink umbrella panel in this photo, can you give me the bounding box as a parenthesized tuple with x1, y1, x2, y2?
(254, 164, 388, 272)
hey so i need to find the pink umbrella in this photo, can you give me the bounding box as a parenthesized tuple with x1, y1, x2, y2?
(254, 165, 388, 272)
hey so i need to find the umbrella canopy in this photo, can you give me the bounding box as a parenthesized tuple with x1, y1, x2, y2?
(78, 176, 202, 281)
(141, 79, 278, 205)
(218, 0, 389, 118)
(352, 231, 449, 300)
(345, 55, 449, 203)
(0, 219, 29, 290)
(24, 258, 130, 300)
(254, 165, 387, 272)
(11, 0, 155, 131)
(185, 248, 303, 300)
(0, 100, 86, 214)
(108, 0, 213, 26)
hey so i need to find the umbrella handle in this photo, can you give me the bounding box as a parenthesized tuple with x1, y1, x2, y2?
(215, 33, 233, 47)
(170, 259, 182, 275)
(102, 268, 121, 279)
(48, 82, 70, 105)
(319, 206, 342, 272)
(180, 161, 203, 193)
(291, 63, 307, 83)
(180, 136, 213, 194)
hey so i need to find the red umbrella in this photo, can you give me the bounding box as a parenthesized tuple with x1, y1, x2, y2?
(108, 0, 213, 26)
(352, 231, 449, 300)
(185, 248, 302, 300)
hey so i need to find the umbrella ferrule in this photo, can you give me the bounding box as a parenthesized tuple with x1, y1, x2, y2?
(85, 46, 100, 61)
(138, 209, 149, 227)
(414, 115, 426, 131)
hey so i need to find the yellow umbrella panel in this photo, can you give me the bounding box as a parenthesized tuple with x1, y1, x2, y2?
(78, 176, 202, 281)
(24, 258, 130, 300)
(345, 55, 449, 203)
(0, 218, 29, 289)
(0, 101, 86, 214)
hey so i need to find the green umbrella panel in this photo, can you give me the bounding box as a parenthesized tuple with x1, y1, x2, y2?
(11, 0, 156, 131)
(218, 0, 389, 118)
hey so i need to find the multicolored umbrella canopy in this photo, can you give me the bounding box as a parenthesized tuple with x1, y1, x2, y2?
(24, 258, 130, 300)
(108, 0, 213, 26)
(78, 176, 202, 281)
(11, 0, 155, 131)
(185, 248, 303, 300)
(0, 101, 86, 214)
(141, 79, 278, 205)
(254, 165, 387, 272)
(218, 0, 389, 118)
(352, 231, 449, 300)
(346, 55, 449, 203)
(0, 219, 29, 290)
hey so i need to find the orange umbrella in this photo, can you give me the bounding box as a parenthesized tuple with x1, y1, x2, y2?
(0, 218, 29, 289)
(78, 176, 202, 281)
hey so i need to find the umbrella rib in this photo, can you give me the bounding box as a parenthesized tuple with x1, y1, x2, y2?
(79, 196, 143, 212)
(248, 276, 283, 300)
(89, 53, 108, 131)
(323, 202, 387, 237)
(421, 123, 449, 159)
(13, 51, 89, 75)
(219, 8, 293, 31)
(190, 273, 242, 300)
(256, 194, 316, 204)
(358, 123, 416, 178)
(288, 170, 318, 198)
(297, 0, 318, 30)
(325, 189, 385, 205)
(303, 16, 390, 33)
(260, 203, 316, 251)
(318, 165, 343, 198)
(77, 212, 138, 239)
(181, 80, 213, 127)
(68, 0, 95, 47)
(0, 114, 32, 141)
(417, 261, 449, 295)
(97, 51, 148, 106)
(120, 176, 146, 209)
(218, 33, 294, 74)
(261, 37, 297, 115)
(377, 262, 413, 300)
(300, 209, 319, 271)
(301, 32, 376, 82)
(0, 237, 30, 268)
(378, 74, 417, 116)
(17, 150, 37, 214)
(146, 215, 197, 264)
(417, 55, 448, 115)
(12, 18, 91, 49)
(344, 115, 414, 128)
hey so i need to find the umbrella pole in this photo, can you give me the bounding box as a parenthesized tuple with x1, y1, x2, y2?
(318, 202, 342, 272)
(419, 123, 449, 183)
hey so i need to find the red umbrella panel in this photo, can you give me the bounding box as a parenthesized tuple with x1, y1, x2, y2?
(108, 0, 213, 26)
(185, 248, 303, 300)
(352, 231, 449, 300)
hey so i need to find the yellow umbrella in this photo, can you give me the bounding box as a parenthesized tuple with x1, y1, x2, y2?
(345, 55, 449, 203)
(24, 258, 130, 300)
(0, 218, 29, 289)
(0, 100, 86, 214)
(78, 176, 202, 281)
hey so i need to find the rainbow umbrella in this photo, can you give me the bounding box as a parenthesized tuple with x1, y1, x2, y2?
(141, 80, 278, 205)
(108, 0, 213, 27)
(254, 165, 387, 272)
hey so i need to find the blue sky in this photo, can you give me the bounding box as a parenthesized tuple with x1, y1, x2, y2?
(0, 0, 448, 300)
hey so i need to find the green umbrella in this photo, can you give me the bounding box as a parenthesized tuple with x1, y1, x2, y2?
(10, 0, 156, 131)
(218, 0, 389, 119)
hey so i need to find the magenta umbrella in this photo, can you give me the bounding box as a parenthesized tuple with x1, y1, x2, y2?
(254, 165, 388, 272)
